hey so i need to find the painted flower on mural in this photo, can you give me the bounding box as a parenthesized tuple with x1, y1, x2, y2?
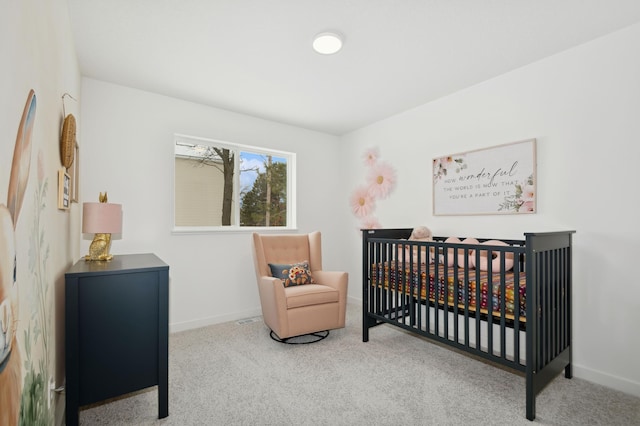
(499, 175, 535, 212)
(433, 155, 466, 182)
(367, 162, 396, 199)
(350, 186, 376, 218)
(520, 200, 535, 212)
(519, 184, 535, 212)
(37, 150, 45, 182)
(522, 184, 535, 200)
(363, 147, 379, 166)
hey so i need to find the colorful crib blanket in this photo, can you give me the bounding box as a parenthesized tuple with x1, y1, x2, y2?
(371, 262, 526, 321)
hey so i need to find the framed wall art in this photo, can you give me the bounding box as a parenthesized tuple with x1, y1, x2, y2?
(69, 142, 79, 203)
(58, 168, 70, 210)
(433, 139, 536, 216)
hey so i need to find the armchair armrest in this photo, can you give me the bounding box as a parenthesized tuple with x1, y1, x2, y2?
(312, 270, 348, 291)
(312, 270, 348, 327)
(257, 276, 288, 332)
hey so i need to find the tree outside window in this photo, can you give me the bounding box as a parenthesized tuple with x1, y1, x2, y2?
(174, 135, 294, 230)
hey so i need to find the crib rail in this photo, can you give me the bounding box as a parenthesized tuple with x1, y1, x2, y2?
(362, 229, 527, 372)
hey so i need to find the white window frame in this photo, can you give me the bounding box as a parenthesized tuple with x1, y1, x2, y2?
(172, 133, 297, 233)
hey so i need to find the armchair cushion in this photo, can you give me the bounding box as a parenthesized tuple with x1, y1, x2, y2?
(268, 261, 316, 287)
(285, 284, 339, 309)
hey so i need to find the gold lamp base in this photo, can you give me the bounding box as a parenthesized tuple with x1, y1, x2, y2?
(85, 233, 113, 261)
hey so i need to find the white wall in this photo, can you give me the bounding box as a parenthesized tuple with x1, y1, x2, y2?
(78, 79, 345, 331)
(339, 23, 640, 397)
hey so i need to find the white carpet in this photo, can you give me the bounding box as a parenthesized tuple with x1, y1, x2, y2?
(78, 303, 640, 425)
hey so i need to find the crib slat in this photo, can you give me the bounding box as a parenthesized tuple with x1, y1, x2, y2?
(540, 251, 551, 367)
(563, 248, 568, 352)
(540, 252, 545, 371)
(393, 243, 400, 325)
(424, 264, 430, 334)
(550, 250, 556, 361)
(399, 244, 405, 326)
(550, 250, 556, 362)
(414, 246, 420, 331)
(453, 253, 458, 345)
(434, 253, 440, 337)
(559, 248, 565, 352)
(487, 249, 494, 356)
(513, 257, 521, 365)
(500, 255, 506, 360)
(546, 251, 552, 365)
(444, 257, 450, 341)
(463, 247, 470, 349)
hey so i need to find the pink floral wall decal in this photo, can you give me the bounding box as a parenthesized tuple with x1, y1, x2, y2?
(350, 186, 375, 218)
(367, 162, 396, 199)
(350, 147, 397, 231)
(363, 147, 379, 166)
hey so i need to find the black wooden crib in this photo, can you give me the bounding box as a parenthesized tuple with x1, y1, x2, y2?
(362, 228, 575, 421)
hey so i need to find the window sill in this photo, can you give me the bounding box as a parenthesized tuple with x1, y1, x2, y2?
(171, 226, 299, 235)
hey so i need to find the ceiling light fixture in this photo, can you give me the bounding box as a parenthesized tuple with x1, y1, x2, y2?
(312, 32, 343, 55)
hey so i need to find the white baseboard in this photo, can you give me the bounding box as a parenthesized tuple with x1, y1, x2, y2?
(573, 364, 640, 398)
(347, 295, 361, 305)
(170, 308, 263, 333)
(171, 299, 363, 333)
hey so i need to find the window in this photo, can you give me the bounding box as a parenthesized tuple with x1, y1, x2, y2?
(174, 134, 295, 231)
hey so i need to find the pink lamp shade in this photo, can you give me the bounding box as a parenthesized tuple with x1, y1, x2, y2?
(82, 202, 123, 234)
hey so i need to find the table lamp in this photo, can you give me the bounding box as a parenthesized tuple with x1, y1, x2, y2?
(82, 192, 122, 261)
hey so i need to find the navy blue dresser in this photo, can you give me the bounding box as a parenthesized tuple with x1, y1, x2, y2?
(65, 253, 169, 425)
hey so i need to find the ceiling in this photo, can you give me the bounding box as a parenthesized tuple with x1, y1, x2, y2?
(67, 0, 640, 136)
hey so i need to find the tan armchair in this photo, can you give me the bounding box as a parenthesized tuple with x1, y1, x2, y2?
(252, 232, 348, 343)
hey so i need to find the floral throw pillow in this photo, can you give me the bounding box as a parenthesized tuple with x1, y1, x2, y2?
(268, 261, 316, 287)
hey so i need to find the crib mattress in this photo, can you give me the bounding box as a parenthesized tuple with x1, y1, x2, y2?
(371, 262, 526, 322)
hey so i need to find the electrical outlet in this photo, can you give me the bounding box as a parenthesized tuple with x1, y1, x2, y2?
(48, 378, 55, 409)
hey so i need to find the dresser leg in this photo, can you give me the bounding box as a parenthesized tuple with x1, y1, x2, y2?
(159, 382, 168, 418)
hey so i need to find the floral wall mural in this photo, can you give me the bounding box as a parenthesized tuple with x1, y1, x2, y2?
(1, 91, 31, 424)
(0, 91, 54, 426)
(21, 148, 53, 425)
(350, 147, 397, 230)
(2, 3, 82, 424)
